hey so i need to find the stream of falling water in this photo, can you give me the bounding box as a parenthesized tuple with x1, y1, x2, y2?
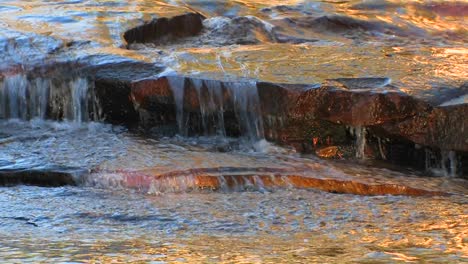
(0, 74, 98, 122)
(168, 76, 264, 141)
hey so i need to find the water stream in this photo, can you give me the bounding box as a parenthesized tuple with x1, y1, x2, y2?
(0, 0, 467, 262)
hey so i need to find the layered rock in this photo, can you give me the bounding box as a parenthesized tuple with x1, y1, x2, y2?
(88, 167, 447, 196)
(125, 75, 467, 177)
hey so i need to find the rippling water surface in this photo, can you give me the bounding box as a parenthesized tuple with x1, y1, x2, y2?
(0, 186, 467, 263)
(1, 120, 467, 262)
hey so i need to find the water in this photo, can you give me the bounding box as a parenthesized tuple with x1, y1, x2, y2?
(0, 185, 467, 263)
(0, 0, 467, 262)
(167, 76, 264, 140)
(0, 74, 97, 122)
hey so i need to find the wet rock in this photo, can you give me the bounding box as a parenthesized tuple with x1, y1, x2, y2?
(91, 61, 165, 124)
(383, 104, 468, 152)
(124, 13, 205, 45)
(126, 15, 276, 48)
(417, 2, 468, 17)
(200, 16, 276, 45)
(315, 146, 343, 159)
(328, 77, 392, 90)
(293, 85, 430, 126)
(350, 1, 400, 11)
(280, 15, 411, 38)
(94, 168, 446, 196)
(0, 167, 83, 187)
(126, 75, 466, 166)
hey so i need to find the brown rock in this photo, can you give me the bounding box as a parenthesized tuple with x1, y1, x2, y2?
(315, 146, 343, 159)
(294, 86, 430, 126)
(100, 168, 446, 196)
(384, 104, 468, 152)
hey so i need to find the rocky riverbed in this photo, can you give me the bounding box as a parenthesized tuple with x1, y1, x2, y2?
(0, 0, 467, 262)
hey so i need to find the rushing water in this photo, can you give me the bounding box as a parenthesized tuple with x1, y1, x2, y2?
(1, 0, 467, 263)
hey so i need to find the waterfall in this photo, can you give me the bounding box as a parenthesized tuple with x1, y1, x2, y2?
(192, 79, 226, 136)
(224, 81, 264, 141)
(167, 76, 187, 135)
(425, 149, 459, 177)
(167, 77, 264, 141)
(0, 74, 98, 122)
(350, 126, 367, 159)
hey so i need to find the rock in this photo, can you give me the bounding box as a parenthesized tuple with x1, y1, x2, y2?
(91, 61, 165, 124)
(293, 85, 430, 126)
(281, 15, 408, 37)
(125, 13, 276, 47)
(315, 146, 343, 159)
(0, 167, 83, 187)
(383, 104, 468, 152)
(328, 77, 392, 90)
(91, 167, 447, 196)
(124, 13, 205, 45)
(201, 16, 276, 45)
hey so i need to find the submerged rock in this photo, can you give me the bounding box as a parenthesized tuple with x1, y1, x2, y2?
(124, 13, 205, 45)
(89, 167, 447, 196)
(126, 13, 276, 47)
(0, 167, 82, 187)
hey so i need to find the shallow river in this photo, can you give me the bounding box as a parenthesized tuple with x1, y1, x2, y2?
(1, 120, 467, 263)
(0, 0, 467, 263)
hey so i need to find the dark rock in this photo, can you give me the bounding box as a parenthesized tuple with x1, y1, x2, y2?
(281, 15, 414, 38)
(200, 16, 276, 45)
(0, 167, 83, 187)
(328, 77, 392, 90)
(383, 104, 468, 152)
(123, 13, 205, 45)
(293, 86, 430, 126)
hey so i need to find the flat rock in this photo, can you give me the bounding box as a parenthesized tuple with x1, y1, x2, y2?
(89, 167, 447, 196)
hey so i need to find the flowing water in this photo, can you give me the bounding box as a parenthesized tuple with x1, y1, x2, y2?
(1, 0, 467, 263)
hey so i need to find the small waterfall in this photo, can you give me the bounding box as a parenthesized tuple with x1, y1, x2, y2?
(350, 126, 367, 159)
(167, 76, 187, 135)
(225, 81, 264, 141)
(167, 77, 264, 140)
(425, 149, 459, 177)
(0, 74, 99, 122)
(192, 79, 226, 136)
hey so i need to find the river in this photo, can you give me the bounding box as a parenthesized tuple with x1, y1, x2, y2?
(0, 0, 467, 263)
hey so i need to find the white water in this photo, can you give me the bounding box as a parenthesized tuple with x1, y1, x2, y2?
(425, 149, 459, 177)
(167, 76, 187, 135)
(167, 77, 264, 141)
(225, 81, 264, 141)
(192, 78, 226, 136)
(0, 74, 97, 122)
(350, 126, 367, 159)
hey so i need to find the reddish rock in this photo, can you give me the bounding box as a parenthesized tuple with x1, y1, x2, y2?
(384, 104, 468, 152)
(101, 168, 446, 196)
(315, 146, 343, 159)
(293, 86, 430, 126)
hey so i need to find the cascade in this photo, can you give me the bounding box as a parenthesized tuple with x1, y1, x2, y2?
(224, 81, 264, 141)
(350, 126, 367, 159)
(167, 76, 187, 135)
(425, 149, 459, 177)
(0, 74, 99, 122)
(167, 77, 264, 141)
(192, 79, 226, 136)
